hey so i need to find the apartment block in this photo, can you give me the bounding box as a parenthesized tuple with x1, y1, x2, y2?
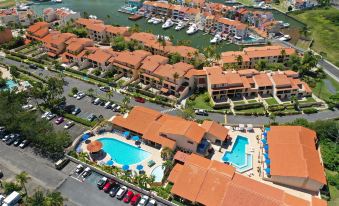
(41, 31, 76, 57)
(43, 7, 80, 26)
(0, 8, 35, 27)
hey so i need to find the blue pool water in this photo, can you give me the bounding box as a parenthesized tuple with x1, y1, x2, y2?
(2, 80, 18, 91)
(222, 136, 253, 172)
(151, 166, 165, 182)
(98, 138, 151, 165)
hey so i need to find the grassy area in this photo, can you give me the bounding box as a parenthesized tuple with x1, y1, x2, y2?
(190, 93, 214, 110)
(233, 100, 246, 105)
(296, 39, 312, 50)
(300, 97, 317, 103)
(247, 99, 257, 103)
(326, 170, 339, 206)
(312, 75, 339, 101)
(290, 7, 339, 67)
(235, 107, 266, 113)
(265, 97, 279, 105)
(0, 0, 15, 8)
(271, 0, 289, 12)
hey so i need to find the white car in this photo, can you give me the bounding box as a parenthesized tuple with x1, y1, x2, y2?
(147, 199, 157, 206)
(137, 195, 149, 206)
(75, 164, 84, 174)
(41, 111, 51, 119)
(64, 121, 75, 129)
(116, 186, 128, 200)
(22, 104, 33, 110)
(195, 109, 208, 116)
(76, 92, 86, 100)
(46, 113, 56, 120)
(82, 167, 91, 178)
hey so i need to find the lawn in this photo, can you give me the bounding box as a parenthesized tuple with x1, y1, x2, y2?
(233, 100, 246, 105)
(265, 97, 279, 105)
(247, 99, 257, 103)
(326, 170, 339, 206)
(271, 0, 289, 12)
(190, 93, 214, 110)
(312, 75, 339, 101)
(300, 97, 317, 103)
(235, 107, 266, 114)
(0, 0, 15, 8)
(290, 7, 339, 67)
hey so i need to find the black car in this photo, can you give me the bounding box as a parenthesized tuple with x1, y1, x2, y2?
(87, 114, 97, 122)
(99, 86, 110, 92)
(29, 64, 38, 69)
(13, 138, 23, 147)
(19, 140, 30, 149)
(109, 184, 120, 197)
(6, 134, 19, 145)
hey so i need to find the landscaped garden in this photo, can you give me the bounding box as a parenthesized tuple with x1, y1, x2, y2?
(265, 97, 279, 105)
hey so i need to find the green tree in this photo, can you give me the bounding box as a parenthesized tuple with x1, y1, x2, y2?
(71, 87, 78, 95)
(44, 191, 65, 206)
(172, 72, 179, 84)
(168, 52, 182, 64)
(160, 147, 173, 160)
(255, 60, 268, 71)
(122, 96, 130, 108)
(15, 171, 30, 195)
(2, 181, 22, 195)
(181, 106, 195, 120)
(27, 190, 45, 206)
(236, 55, 243, 69)
(87, 88, 94, 97)
(128, 24, 140, 33)
(9, 66, 20, 78)
(0, 77, 7, 88)
(106, 90, 114, 100)
(111, 36, 127, 51)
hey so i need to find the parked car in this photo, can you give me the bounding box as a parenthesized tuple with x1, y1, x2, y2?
(97, 177, 108, 190)
(93, 98, 101, 105)
(113, 106, 121, 112)
(111, 104, 117, 110)
(46, 113, 56, 121)
(82, 167, 91, 178)
(6, 134, 19, 145)
(19, 140, 30, 149)
(116, 186, 128, 200)
(104, 101, 112, 109)
(109, 184, 120, 197)
(195, 109, 208, 116)
(72, 107, 81, 115)
(76, 92, 86, 100)
(64, 121, 75, 129)
(87, 114, 96, 122)
(41, 111, 51, 119)
(0, 126, 5, 138)
(29, 64, 38, 69)
(75, 164, 84, 174)
(131, 193, 141, 205)
(99, 86, 110, 92)
(146, 199, 156, 206)
(0, 169, 3, 178)
(22, 104, 33, 110)
(103, 179, 115, 193)
(137, 195, 149, 206)
(55, 117, 64, 124)
(123, 190, 134, 203)
(135, 97, 145, 103)
(13, 138, 23, 147)
(55, 158, 70, 170)
(2, 134, 12, 142)
(73, 92, 79, 98)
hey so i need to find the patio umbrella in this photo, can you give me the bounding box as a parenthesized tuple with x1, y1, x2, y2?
(264, 144, 269, 151)
(263, 132, 267, 137)
(81, 133, 91, 141)
(123, 131, 130, 137)
(265, 158, 271, 164)
(87, 141, 103, 153)
(136, 164, 143, 171)
(106, 160, 114, 166)
(265, 168, 271, 174)
(76, 146, 83, 153)
(239, 124, 245, 130)
(122, 165, 129, 171)
(264, 153, 269, 158)
(132, 136, 140, 141)
(261, 139, 267, 144)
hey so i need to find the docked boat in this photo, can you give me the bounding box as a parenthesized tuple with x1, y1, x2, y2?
(152, 18, 162, 24)
(128, 14, 142, 21)
(283, 23, 290, 28)
(147, 17, 155, 23)
(51, 0, 63, 3)
(162, 19, 174, 29)
(17, 4, 29, 11)
(175, 21, 186, 31)
(89, 15, 97, 19)
(186, 24, 198, 35)
(210, 34, 222, 44)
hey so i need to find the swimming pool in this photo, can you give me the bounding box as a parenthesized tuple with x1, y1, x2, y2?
(1, 80, 18, 91)
(222, 136, 253, 172)
(97, 138, 151, 165)
(151, 165, 165, 182)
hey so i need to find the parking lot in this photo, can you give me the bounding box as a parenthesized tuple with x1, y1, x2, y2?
(58, 161, 167, 206)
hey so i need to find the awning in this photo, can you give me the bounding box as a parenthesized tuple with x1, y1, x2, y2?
(239, 124, 245, 130)
(264, 144, 269, 151)
(265, 168, 271, 174)
(263, 132, 267, 137)
(132, 136, 140, 141)
(123, 131, 130, 137)
(81, 133, 91, 141)
(265, 158, 271, 164)
(106, 160, 114, 166)
(261, 139, 267, 144)
(87, 141, 103, 153)
(263, 153, 269, 158)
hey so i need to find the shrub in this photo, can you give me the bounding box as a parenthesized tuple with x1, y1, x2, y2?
(268, 104, 286, 111)
(63, 113, 97, 127)
(303, 108, 318, 114)
(234, 102, 263, 110)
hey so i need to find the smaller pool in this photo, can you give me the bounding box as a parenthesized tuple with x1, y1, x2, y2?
(151, 165, 165, 182)
(2, 80, 18, 91)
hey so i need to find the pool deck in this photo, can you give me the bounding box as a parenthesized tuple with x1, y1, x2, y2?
(80, 132, 164, 179)
(0, 66, 11, 79)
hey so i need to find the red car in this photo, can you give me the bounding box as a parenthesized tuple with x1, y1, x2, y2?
(103, 180, 115, 193)
(123, 190, 134, 203)
(130, 193, 141, 205)
(135, 97, 145, 103)
(55, 117, 64, 124)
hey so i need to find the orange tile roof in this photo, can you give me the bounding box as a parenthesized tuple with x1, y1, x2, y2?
(140, 55, 169, 73)
(302, 81, 312, 93)
(311, 197, 328, 206)
(142, 121, 176, 150)
(27, 21, 49, 33)
(237, 69, 259, 76)
(66, 38, 93, 52)
(205, 66, 247, 87)
(201, 120, 229, 141)
(173, 151, 189, 163)
(284, 70, 299, 77)
(272, 73, 292, 87)
(105, 25, 129, 36)
(165, 45, 197, 59)
(267, 126, 327, 185)
(86, 23, 106, 32)
(114, 50, 151, 69)
(153, 62, 194, 80)
(75, 18, 103, 27)
(86, 48, 119, 64)
(253, 73, 273, 87)
(170, 153, 325, 206)
(244, 46, 295, 58)
(184, 69, 206, 78)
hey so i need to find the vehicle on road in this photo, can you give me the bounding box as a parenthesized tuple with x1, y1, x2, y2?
(131, 193, 141, 205)
(97, 177, 108, 190)
(2, 134, 12, 142)
(137, 195, 149, 206)
(87, 114, 96, 122)
(93, 98, 101, 105)
(41, 111, 51, 119)
(64, 121, 75, 129)
(55, 117, 64, 124)
(99, 86, 110, 92)
(82, 167, 92, 178)
(75, 164, 84, 174)
(76, 92, 86, 100)
(146, 199, 157, 206)
(103, 179, 115, 193)
(135, 97, 145, 103)
(116, 186, 128, 200)
(195, 109, 208, 116)
(123, 190, 134, 203)
(72, 107, 81, 115)
(2, 191, 21, 206)
(19, 140, 30, 148)
(55, 158, 70, 170)
(46, 113, 56, 120)
(109, 184, 120, 197)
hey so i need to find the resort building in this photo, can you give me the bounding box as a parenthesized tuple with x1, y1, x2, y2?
(214, 17, 248, 39)
(41, 31, 77, 57)
(221, 45, 296, 69)
(26, 22, 50, 41)
(204, 67, 312, 103)
(83, 47, 120, 71)
(0, 7, 36, 27)
(264, 126, 327, 192)
(111, 106, 229, 154)
(43, 7, 80, 26)
(75, 17, 104, 28)
(61, 37, 95, 66)
(168, 153, 327, 206)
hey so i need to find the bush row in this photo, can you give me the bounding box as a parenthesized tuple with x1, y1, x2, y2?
(64, 68, 110, 85)
(15, 67, 47, 83)
(63, 113, 96, 127)
(303, 108, 318, 114)
(233, 102, 263, 110)
(267, 104, 286, 111)
(235, 111, 266, 116)
(271, 111, 302, 116)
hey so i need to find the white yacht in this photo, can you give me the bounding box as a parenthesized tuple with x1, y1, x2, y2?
(210, 34, 222, 44)
(162, 19, 174, 29)
(152, 18, 162, 24)
(17, 4, 29, 11)
(89, 15, 97, 19)
(147, 17, 155, 23)
(175, 21, 186, 31)
(186, 24, 198, 35)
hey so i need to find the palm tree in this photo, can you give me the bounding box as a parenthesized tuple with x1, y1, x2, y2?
(162, 160, 173, 173)
(269, 113, 276, 125)
(106, 90, 114, 100)
(236, 55, 243, 69)
(161, 147, 173, 160)
(122, 96, 130, 108)
(280, 49, 286, 63)
(16, 171, 30, 195)
(27, 190, 45, 206)
(87, 88, 94, 97)
(255, 60, 267, 71)
(172, 72, 179, 84)
(44, 191, 65, 206)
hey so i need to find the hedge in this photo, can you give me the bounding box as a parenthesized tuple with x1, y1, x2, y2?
(64, 68, 110, 85)
(268, 104, 286, 112)
(15, 67, 47, 83)
(233, 102, 263, 110)
(303, 108, 318, 114)
(63, 113, 96, 127)
(272, 111, 302, 116)
(235, 111, 266, 116)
